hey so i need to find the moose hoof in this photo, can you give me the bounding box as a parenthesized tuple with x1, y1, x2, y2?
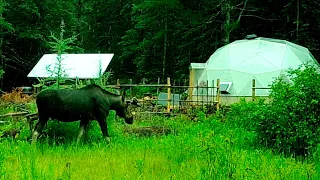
(105, 137, 111, 144)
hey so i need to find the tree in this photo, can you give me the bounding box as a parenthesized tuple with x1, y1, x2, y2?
(46, 19, 81, 89)
(0, 0, 14, 88)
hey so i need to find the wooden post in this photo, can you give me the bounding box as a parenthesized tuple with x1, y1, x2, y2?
(173, 79, 175, 110)
(167, 77, 171, 113)
(212, 80, 215, 106)
(129, 79, 132, 95)
(156, 77, 160, 113)
(252, 79, 256, 101)
(206, 80, 209, 106)
(216, 79, 220, 111)
(188, 67, 195, 105)
(196, 80, 199, 106)
(116, 79, 120, 86)
(116, 79, 120, 95)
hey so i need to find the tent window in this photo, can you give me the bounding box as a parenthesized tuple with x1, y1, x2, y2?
(220, 82, 232, 94)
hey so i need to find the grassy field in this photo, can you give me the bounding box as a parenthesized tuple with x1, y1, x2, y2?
(0, 107, 319, 180)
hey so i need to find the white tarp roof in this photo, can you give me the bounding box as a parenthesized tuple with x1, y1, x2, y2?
(194, 37, 320, 96)
(27, 53, 114, 79)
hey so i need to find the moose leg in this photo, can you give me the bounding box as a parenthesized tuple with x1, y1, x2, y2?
(97, 119, 110, 144)
(31, 116, 49, 145)
(83, 121, 90, 140)
(77, 120, 89, 144)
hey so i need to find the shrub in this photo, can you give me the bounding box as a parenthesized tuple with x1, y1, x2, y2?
(226, 98, 267, 131)
(256, 63, 320, 156)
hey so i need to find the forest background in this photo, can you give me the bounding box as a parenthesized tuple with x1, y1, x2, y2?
(0, 0, 318, 90)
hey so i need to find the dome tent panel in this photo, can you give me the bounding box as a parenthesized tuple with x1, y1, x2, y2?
(231, 55, 279, 74)
(206, 70, 232, 83)
(255, 70, 281, 87)
(281, 47, 310, 70)
(288, 45, 314, 64)
(286, 41, 310, 54)
(228, 48, 256, 69)
(229, 40, 259, 53)
(229, 70, 254, 96)
(191, 36, 320, 101)
(207, 50, 229, 69)
(256, 46, 287, 69)
(206, 47, 229, 69)
(256, 38, 286, 50)
(258, 37, 287, 45)
(238, 79, 256, 96)
(254, 71, 281, 96)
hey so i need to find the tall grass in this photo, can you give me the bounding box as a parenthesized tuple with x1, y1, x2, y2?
(0, 109, 319, 179)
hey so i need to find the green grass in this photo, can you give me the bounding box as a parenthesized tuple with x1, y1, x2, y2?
(0, 108, 319, 179)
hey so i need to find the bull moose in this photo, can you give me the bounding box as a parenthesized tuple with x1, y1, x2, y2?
(31, 84, 140, 144)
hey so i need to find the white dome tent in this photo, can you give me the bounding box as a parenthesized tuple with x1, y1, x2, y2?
(190, 35, 320, 102)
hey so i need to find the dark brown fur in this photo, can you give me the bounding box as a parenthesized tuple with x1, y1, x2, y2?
(31, 84, 137, 144)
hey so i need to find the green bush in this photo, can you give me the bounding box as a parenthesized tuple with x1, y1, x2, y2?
(226, 98, 267, 131)
(257, 63, 320, 156)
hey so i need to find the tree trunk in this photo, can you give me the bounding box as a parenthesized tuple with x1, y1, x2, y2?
(0, 11, 4, 89)
(221, 0, 230, 45)
(77, 0, 83, 44)
(163, 14, 167, 79)
(296, 0, 300, 38)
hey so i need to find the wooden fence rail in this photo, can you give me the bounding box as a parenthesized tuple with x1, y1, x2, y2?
(106, 78, 273, 114)
(106, 77, 221, 114)
(251, 79, 272, 101)
(0, 78, 273, 121)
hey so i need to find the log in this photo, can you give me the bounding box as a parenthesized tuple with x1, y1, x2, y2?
(25, 112, 38, 118)
(0, 112, 29, 118)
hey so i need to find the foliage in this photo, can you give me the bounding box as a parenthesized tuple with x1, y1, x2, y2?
(0, 106, 318, 179)
(46, 19, 78, 89)
(256, 63, 320, 156)
(33, 19, 81, 90)
(226, 98, 267, 131)
(0, 88, 33, 104)
(1, 0, 320, 88)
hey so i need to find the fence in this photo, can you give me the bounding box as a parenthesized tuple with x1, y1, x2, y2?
(104, 78, 272, 115)
(0, 78, 272, 127)
(251, 79, 272, 101)
(105, 78, 221, 115)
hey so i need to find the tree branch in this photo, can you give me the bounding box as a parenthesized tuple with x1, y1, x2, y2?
(206, 11, 220, 23)
(205, 0, 226, 24)
(242, 14, 278, 21)
(237, 0, 248, 22)
(234, 7, 259, 12)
